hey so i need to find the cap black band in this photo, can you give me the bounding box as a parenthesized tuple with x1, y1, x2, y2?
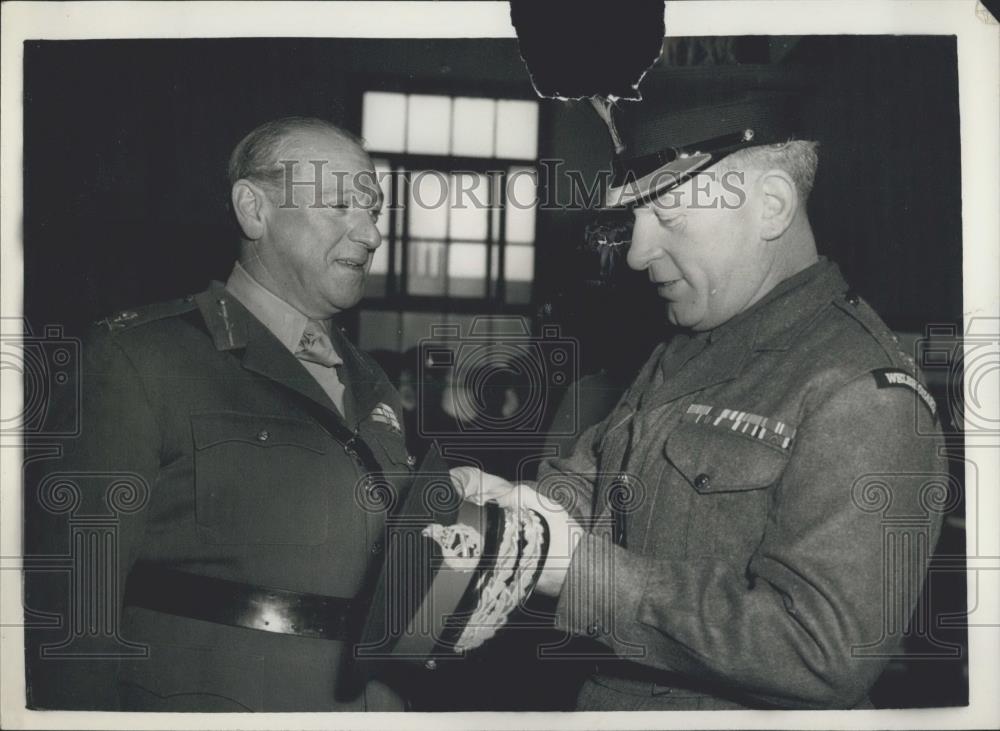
(611, 128, 756, 189)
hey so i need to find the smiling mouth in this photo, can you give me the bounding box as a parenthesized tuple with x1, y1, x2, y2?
(334, 258, 367, 271)
(655, 278, 682, 291)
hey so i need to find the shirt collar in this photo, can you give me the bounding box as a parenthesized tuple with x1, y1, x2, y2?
(225, 261, 328, 355)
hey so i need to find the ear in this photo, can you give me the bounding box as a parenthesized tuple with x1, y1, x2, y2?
(758, 169, 798, 241)
(231, 179, 270, 241)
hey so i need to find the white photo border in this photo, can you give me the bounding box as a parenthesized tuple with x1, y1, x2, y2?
(1, 2, 997, 730)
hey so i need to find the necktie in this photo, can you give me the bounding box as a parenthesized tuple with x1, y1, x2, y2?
(295, 320, 342, 368)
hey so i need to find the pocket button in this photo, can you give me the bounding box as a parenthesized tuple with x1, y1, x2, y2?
(694, 473, 711, 490)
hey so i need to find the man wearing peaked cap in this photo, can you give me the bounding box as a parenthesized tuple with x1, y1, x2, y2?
(24, 117, 414, 711)
(605, 65, 812, 208)
(454, 67, 949, 710)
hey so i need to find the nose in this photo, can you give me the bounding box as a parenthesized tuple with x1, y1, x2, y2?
(626, 212, 667, 271)
(349, 210, 382, 251)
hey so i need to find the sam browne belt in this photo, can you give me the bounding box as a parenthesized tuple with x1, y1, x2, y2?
(123, 562, 359, 641)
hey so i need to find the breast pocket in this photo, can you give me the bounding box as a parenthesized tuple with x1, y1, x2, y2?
(191, 411, 332, 545)
(664, 422, 789, 558)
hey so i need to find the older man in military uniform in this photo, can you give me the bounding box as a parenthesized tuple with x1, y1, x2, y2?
(454, 83, 948, 710)
(24, 117, 411, 711)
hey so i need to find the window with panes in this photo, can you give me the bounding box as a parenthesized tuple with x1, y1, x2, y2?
(357, 91, 540, 353)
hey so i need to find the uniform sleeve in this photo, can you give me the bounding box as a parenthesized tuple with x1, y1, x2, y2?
(552, 372, 947, 709)
(23, 330, 161, 710)
(535, 418, 605, 523)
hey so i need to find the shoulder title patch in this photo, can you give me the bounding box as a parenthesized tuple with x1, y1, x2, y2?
(872, 368, 937, 418)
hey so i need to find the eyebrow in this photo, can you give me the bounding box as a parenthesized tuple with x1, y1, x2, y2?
(323, 176, 384, 210)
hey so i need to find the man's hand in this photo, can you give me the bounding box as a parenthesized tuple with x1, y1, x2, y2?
(449, 468, 581, 597)
(449, 466, 517, 505)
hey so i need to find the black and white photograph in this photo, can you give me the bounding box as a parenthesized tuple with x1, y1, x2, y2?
(1, 2, 997, 729)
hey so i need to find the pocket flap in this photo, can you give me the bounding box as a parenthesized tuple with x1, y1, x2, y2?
(664, 422, 788, 493)
(191, 411, 329, 454)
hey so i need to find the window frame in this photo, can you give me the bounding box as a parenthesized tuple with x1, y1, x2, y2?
(343, 75, 546, 339)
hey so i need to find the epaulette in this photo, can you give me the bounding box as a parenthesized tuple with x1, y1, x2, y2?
(831, 289, 918, 373)
(94, 295, 199, 334)
(832, 289, 939, 419)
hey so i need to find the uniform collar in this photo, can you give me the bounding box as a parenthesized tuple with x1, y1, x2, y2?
(704, 257, 847, 351)
(224, 261, 340, 359)
(193, 275, 391, 428)
(637, 258, 846, 409)
(750, 257, 848, 351)
(193, 279, 346, 420)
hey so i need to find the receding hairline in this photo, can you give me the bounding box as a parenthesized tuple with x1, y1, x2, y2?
(275, 126, 368, 160)
(227, 116, 370, 188)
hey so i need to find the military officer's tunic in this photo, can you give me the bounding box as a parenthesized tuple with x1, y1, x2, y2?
(536, 259, 948, 710)
(24, 279, 411, 711)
